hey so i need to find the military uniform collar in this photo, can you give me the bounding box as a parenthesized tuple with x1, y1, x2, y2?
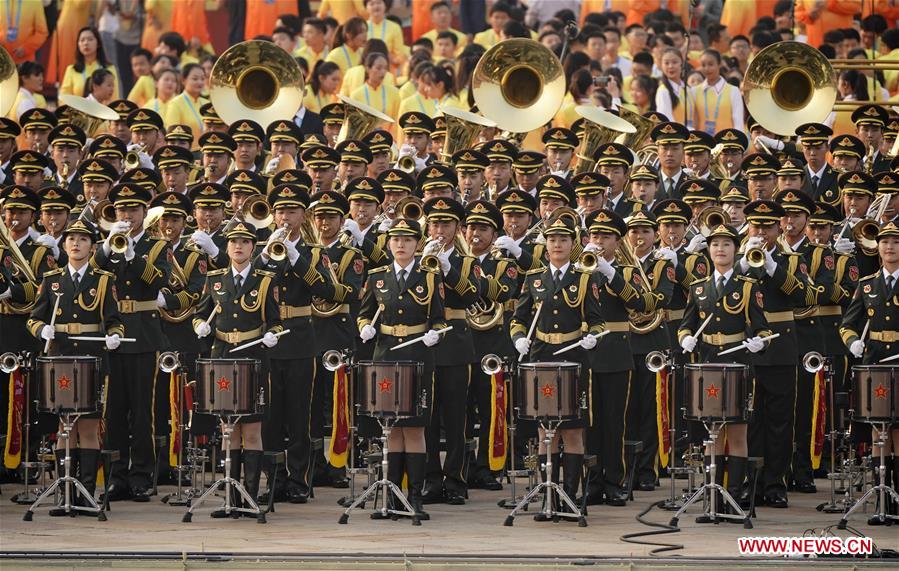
(67, 263, 88, 281)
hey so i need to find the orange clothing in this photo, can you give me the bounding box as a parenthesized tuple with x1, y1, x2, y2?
(580, 0, 630, 22)
(626, 0, 659, 26)
(0, 0, 48, 65)
(170, 0, 211, 47)
(720, 0, 757, 39)
(410, 0, 434, 43)
(46, 0, 95, 85)
(142, 0, 174, 51)
(796, 0, 861, 49)
(244, 0, 297, 41)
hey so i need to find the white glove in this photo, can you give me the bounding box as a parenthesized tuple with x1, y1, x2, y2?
(583, 242, 601, 254)
(398, 143, 416, 158)
(745, 336, 765, 353)
(156, 291, 167, 309)
(534, 233, 546, 244)
(0, 287, 10, 301)
(579, 334, 597, 350)
(285, 239, 300, 265)
(105, 334, 121, 350)
(685, 233, 707, 253)
(438, 249, 451, 274)
(262, 331, 279, 347)
(656, 247, 678, 267)
(833, 237, 855, 255)
(27, 226, 40, 241)
(422, 237, 442, 257)
(189, 230, 220, 258)
(35, 234, 59, 260)
(850, 339, 865, 358)
(377, 218, 392, 233)
(343, 218, 364, 246)
(40, 325, 55, 341)
(493, 235, 522, 259)
(42, 166, 53, 179)
(102, 221, 131, 255)
(266, 226, 287, 246)
(514, 337, 531, 356)
(595, 256, 615, 281)
(739, 237, 763, 272)
(763, 248, 776, 276)
(360, 324, 376, 342)
(194, 321, 211, 338)
(755, 135, 784, 152)
(680, 334, 697, 353)
(413, 155, 429, 171)
(124, 236, 135, 261)
(422, 329, 440, 347)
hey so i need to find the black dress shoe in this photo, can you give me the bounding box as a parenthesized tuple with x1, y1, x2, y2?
(329, 475, 350, 489)
(637, 481, 656, 492)
(131, 488, 152, 502)
(420, 488, 445, 505)
(470, 476, 502, 491)
(287, 488, 309, 504)
(794, 481, 817, 494)
(445, 491, 466, 505)
(576, 492, 605, 506)
(100, 485, 131, 502)
(764, 493, 788, 508)
(605, 490, 628, 507)
(258, 487, 288, 504)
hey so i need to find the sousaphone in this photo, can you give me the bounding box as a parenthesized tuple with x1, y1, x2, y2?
(336, 94, 394, 143)
(572, 106, 635, 175)
(58, 94, 119, 137)
(437, 105, 496, 163)
(210, 40, 305, 126)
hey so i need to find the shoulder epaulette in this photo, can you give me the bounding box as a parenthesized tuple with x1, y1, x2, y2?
(525, 267, 545, 276)
(859, 272, 879, 282)
(368, 264, 391, 274)
(207, 268, 229, 276)
(341, 244, 362, 255)
(689, 276, 710, 286)
(93, 269, 115, 277)
(735, 274, 757, 283)
(255, 269, 276, 277)
(42, 268, 64, 278)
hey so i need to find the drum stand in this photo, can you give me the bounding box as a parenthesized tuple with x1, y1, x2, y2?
(338, 418, 419, 525)
(503, 420, 587, 527)
(818, 362, 849, 513)
(23, 414, 106, 521)
(838, 422, 899, 528)
(669, 422, 752, 529)
(660, 365, 694, 510)
(182, 416, 265, 524)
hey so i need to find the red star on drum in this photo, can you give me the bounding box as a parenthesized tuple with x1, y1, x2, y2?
(541, 383, 555, 398)
(378, 378, 392, 393)
(874, 383, 889, 399)
(216, 376, 231, 391)
(57, 375, 72, 390)
(705, 383, 720, 399)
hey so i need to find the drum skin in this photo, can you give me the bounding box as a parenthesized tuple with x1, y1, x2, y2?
(195, 358, 260, 415)
(516, 362, 581, 421)
(355, 361, 423, 418)
(852, 365, 897, 423)
(684, 363, 750, 422)
(36, 356, 101, 414)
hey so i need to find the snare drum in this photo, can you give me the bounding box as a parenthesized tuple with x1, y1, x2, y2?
(851, 365, 897, 423)
(195, 358, 260, 415)
(684, 363, 750, 422)
(355, 361, 423, 418)
(36, 356, 101, 414)
(516, 362, 582, 421)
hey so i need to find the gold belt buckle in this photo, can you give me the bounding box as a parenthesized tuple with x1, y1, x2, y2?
(226, 331, 242, 344)
(119, 300, 134, 313)
(393, 324, 408, 337)
(68, 323, 82, 335)
(545, 332, 561, 344)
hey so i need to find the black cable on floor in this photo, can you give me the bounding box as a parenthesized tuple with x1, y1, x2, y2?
(619, 500, 684, 556)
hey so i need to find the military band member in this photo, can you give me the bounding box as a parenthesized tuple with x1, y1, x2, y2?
(377, 168, 415, 227)
(453, 149, 490, 204)
(164, 125, 195, 152)
(795, 123, 838, 205)
(714, 128, 748, 186)
(830, 135, 865, 178)
(108, 100, 138, 144)
(430, 117, 447, 160)
(75, 159, 117, 213)
(9, 150, 50, 191)
(573, 172, 610, 218)
(36, 187, 75, 265)
(512, 151, 546, 197)
(358, 218, 448, 520)
(320, 104, 345, 147)
(19, 108, 57, 157)
(836, 171, 880, 278)
(0, 117, 21, 183)
(678, 223, 771, 518)
(777, 190, 835, 494)
(625, 211, 677, 490)
(483, 139, 517, 199)
(200, 102, 228, 135)
(463, 200, 519, 489)
(741, 153, 780, 201)
(303, 144, 341, 193)
(48, 124, 86, 196)
(651, 122, 690, 201)
(875, 170, 899, 225)
(309, 187, 364, 489)
(126, 109, 165, 157)
(265, 119, 303, 175)
(580, 209, 655, 506)
(152, 145, 194, 194)
(627, 164, 660, 211)
(187, 182, 231, 271)
(199, 131, 236, 185)
(420, 197, 481, 505)
(27, 220, 123, 516)
(511, 215, 603, 513)
(397, 112, 434, 174)
(363, 130, 394, 179)
(595, 143, 643, 218)
(119, 166, 163, 196)
(684, 130, 720, 185)
(840, 221, 899, 513)
(336, 139, 372, 189)
(741, 199, 814, 508)
(852, 104, 891, 174)
(419, 163, 456, 202)
(883, 116, 899, 158)
(775, 155, 806, 194)
(193, 222, 283, 515)
(252, 182, 340, 503)
(91, 183, 170, 502)
(346, 176, 390, 270)
(230, 119, 266, 173)
(494, 188, 540, 274)
(681, 178, 722, 241)
(542, 127, 577, 178)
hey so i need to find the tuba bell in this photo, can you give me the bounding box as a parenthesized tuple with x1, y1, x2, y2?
(0, 47, 19, 117)
(742, 41, 837, 136)
(614, 105, 656, 152)
(58, 94, 119, 138)
(209, 40, 305, 126)
(438, 105, 496, 163)
(336, 95, 395, 143)
(471, 39, 566, 133)
(572, 106, 636, 175)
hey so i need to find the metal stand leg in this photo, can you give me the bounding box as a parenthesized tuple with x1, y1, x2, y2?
(818, 366, 846, 513)
(338, 422, 420, 526)
(838, 423, 899, 529)
(668, 423, 752, 529)
(503, 424, 586, 527)
(182, 418, 265, 524)
(23, 415, 106, 521)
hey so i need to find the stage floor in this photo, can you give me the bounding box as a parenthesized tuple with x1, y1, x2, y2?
(1, 475, 897, 564)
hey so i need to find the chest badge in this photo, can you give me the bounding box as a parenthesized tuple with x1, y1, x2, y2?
(415, 285, 424, 294)
(375, 279, 384, 289)
(731, 292, 740, 300)
(51, 282, 60, 291)
(568, 284, 577, 292)
(863, 284, 871, 294)
(533, 279, 542, 289)
(250, 289, 258, 297)
(214, 282, 222, 291)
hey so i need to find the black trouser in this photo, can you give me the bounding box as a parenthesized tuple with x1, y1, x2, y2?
(628, 355, 658, 485)
(106, 352, 157, 490)
(264, 357, 315, 493)
(425, 363, 471, 495)
(792, 366, 816, 485)
(587, 370, 631, 494)
(749, 365, 796, 497)
(469, 366, 499, 481)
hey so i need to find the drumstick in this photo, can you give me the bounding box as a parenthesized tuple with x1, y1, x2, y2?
(44, 293, 63, 354)
(552, 330, 611, 356)
(717, 333, 781, 356)
(861, 320, 870, 343)
(519, 302, 543, 362)
(68, 336, 137, 342)
(203, 302, 220, 328)
(361, 305, 383, 344)
(880, 353, 899, 363)
(228, 329, 292, 353)
(682, 312, 716, 353)
(389, 325, 454, 351)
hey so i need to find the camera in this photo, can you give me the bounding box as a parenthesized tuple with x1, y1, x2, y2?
(592, 75, 611, 87)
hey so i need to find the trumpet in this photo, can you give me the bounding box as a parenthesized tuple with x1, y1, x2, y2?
(578, 249, 598, 272)
(108, 220, 131, 254)
(802, 351, 825, 373)
(157, 351, 181, 373)
(0, 352, 22, 373)
(322, 349, 349, 372)
(265, 224, 290, 261)
(480, 353, 504, 376)
(124, 144, 146, 171)
(395, 196, 423, 221)
(420, 235, 445, 271)
(397, 152, 416, 173)
(744, 247, 766, 268)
